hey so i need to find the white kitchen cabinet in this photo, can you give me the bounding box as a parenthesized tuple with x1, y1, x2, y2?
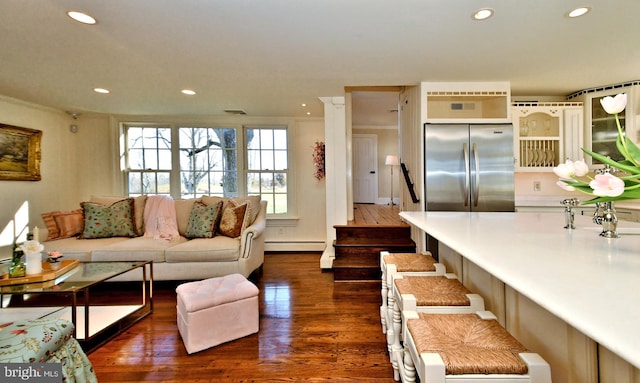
(568, 82, 640, 168)
(512, 102, 583, 172)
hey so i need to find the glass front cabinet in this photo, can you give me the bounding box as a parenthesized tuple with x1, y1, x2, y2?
(512, 102, 583, 172)
(569, 83, 640, 168)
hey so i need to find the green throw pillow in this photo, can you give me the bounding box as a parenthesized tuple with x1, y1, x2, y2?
(185, 201, 223, 239)
(80, 198, 138, 239)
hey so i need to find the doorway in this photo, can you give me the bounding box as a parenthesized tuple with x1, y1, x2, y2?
(350, 89, 400, 205)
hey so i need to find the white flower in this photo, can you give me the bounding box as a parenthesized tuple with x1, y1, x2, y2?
(18, 240, 44, 254)
(600, 93, 627, 115)
(573, 159, 589, 177)
(553, 159, 588, 179)
(589, 173, 625, 197)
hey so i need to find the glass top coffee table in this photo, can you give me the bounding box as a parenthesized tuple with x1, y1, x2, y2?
(0, 261, 153, 353)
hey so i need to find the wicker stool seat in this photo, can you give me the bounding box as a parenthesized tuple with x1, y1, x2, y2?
(400, 311, 552, 383)
(380, 251, 445, 335)
(388, 274, 485, 380)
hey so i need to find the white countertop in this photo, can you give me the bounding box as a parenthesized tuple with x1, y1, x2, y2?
(400, 210, 640, 369)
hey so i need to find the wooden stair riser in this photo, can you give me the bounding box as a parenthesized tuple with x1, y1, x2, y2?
(332, 224, 415, 282)
(335, 226, 412, 243)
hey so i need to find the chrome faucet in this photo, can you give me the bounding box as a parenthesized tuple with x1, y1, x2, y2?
(561, 198, 580, 229)
(593, 202, 604, 225)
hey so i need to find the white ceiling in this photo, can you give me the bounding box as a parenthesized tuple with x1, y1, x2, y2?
(0, 1, 638, 121)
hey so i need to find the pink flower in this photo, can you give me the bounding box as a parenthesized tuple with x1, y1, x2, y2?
(589, 173, 625, 197)
(47, 251, 62, 259)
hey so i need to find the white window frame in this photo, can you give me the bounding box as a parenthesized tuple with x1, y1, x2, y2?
(119, 120, 296, 217)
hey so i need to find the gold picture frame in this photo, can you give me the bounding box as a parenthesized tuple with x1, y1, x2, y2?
(0, 124, 42, 181)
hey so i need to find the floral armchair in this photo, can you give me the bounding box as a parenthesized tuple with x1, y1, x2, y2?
(0, 318, 97, 383)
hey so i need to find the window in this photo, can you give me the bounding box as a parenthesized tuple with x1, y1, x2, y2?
(179, 127, 237, 198)
(126, 126, 172, 195)
(123, 123, 290, 215)
(246, 127, 288, 214)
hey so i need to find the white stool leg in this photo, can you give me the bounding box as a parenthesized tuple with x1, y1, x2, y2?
(390, 300, 403, 381)
(381, 275, 388, 334)
(386, 288, 395, 354)
(402, 348, 417, 383)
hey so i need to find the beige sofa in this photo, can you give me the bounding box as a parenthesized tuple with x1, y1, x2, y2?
(41, 196, 266, 281)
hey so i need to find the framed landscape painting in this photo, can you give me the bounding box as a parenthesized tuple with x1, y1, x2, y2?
(0, 124, 42, 181)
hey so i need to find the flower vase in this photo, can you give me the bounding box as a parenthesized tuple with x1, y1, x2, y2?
(600, 202, 620, 238)
(49, 261, 62, 270)
(25, 253, 43, 275)
(9, 260, 25, 278)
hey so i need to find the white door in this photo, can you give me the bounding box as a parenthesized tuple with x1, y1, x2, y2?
(353, 134, 377, 203)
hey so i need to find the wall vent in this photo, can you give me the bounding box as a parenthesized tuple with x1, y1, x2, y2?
(224, 109, 247, 115)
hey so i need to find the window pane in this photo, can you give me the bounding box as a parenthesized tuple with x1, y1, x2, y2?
(274, 150, 287, 170)
(129, 149, 144, 170)
(274, 173, 287, 192)
(247, 149, 260, 170)
(158, 149, 171, 169)
(273, 193, 287, 214)
(262, 194, 275, 214)
(128, 173, 142, 194)
(158, 128, 171, 147)
(261, 151, 274, 170)
(157, 172, 170, 194)
(261, 173, 274, 192)
(247, 173, 260, 193)
(142, 172, 157, 194)
(128, 128, 143, 148)
(274, 129, 287, 149)
(260, 130, 274, 149)
(247, 129, 259, 149)
(144, 149, 158, 169)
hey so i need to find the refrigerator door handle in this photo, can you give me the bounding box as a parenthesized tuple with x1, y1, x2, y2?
(463, 143, 470, 207)
(472, 142, 480, 207)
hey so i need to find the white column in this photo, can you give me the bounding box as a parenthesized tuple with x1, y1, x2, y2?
(319, 96, 347, 269)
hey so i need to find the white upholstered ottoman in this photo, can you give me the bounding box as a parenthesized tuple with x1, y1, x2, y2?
(176, 273, 260, 354)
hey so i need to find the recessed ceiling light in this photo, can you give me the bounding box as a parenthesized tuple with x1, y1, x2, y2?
(301, 103, 307, 107)
(306, 112, 311, 116)
(567, 7, 590, 18)
(473, 8, 494, 20)
(181, 89, 196, 95)
(93, 88, 110, 94)
(67, 11, 97, 25)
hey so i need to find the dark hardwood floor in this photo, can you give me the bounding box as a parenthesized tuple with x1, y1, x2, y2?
(88, 252, 395, 382)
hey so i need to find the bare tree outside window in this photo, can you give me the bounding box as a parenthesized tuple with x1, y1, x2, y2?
(179, 127, 240, 198)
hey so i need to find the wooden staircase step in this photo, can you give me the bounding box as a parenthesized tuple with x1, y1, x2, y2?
(334, 225, 412, 242)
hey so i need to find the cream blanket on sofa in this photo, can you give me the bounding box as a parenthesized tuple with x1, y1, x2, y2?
(143, 195, 180, 241)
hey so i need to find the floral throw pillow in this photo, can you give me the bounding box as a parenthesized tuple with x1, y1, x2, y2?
(185, 201, 223, 239)
(218, 201, 248, 238)
(80, 198, 137, 239)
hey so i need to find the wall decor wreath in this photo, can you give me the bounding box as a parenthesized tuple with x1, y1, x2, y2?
(312, 141, 325, 180)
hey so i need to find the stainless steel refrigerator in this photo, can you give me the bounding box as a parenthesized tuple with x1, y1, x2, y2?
(424, 123, 515, 212)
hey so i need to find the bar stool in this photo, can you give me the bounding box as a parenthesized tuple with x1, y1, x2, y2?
(389, 274, 485, 380)
(380, 251, 446, 335)
(399, 311, 552, 383)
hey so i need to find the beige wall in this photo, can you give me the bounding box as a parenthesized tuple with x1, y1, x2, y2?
(0, 95, 327, 257)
